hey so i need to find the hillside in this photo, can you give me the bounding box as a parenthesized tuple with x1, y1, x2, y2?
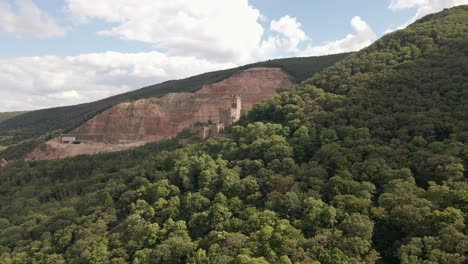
(0, 54, 349, 160)
(0, 6, 467, 264)
(0, 111, 27, 123)
(27, 67, 294, 160)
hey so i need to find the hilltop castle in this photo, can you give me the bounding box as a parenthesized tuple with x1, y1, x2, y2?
(196, 94, 242, 139)
(218, 93, 241, 130)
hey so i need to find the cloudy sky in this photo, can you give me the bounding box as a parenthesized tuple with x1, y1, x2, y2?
(0, 0, 467, 111)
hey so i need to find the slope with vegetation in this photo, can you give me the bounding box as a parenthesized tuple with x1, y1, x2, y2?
(0, 112, 28, 151)
(0, 53, 349, 160)
(0, 112, 27, 124)
(0, 6, 467, 264)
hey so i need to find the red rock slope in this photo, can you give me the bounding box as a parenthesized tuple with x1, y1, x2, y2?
(27, 67, 293, 160)
(71, 67, 293, 143)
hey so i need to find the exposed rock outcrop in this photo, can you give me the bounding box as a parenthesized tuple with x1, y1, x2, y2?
(27, 67, 293, 160)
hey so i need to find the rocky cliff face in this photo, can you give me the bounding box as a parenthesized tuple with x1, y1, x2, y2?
(27, 67, 293, 160)
(72, 67, 293, 143)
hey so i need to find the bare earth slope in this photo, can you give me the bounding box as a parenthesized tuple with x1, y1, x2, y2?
(27, 67, 293, 160)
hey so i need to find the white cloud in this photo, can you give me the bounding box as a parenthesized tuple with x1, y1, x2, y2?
(389, 0, 429, 10)
(0, 0, 66, 38)
(66, 0, 264, 63)
(300, 16, 376, 56)
(0, 52, 234, 111)
(253, 15, 309, 60)
(386, 0, 468, 32)
(48, 90, 82, 100)
(270, 15, 309, 52)
(0, 3, 372, 111)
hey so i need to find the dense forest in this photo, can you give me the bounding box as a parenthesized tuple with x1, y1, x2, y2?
(0, 6, 467, 264)
(0, 53, 349, 160)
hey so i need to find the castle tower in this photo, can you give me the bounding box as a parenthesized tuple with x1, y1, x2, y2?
(218, 94, 242, 127)
(231, 93, 241, 123)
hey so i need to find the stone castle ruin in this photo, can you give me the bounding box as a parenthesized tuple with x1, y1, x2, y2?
(218, 93, 241, 128)
(197, 94, 242, 139)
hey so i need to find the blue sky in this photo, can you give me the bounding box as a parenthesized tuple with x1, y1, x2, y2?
(0, 0, 415, 58)
(0, 0, 466, 111)
(252, 0, 413, 43)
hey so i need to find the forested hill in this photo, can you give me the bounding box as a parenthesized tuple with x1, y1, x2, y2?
(0, 112, 27, 124)
(0, 53, 349, 160)
(0, 6, 467, 264)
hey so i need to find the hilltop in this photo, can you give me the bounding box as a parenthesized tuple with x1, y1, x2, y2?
(0, 6, 467, 264)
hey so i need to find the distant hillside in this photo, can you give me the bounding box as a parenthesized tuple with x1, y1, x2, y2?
(0, 53, 349, 159)
(0, 111, 27, 123)
(0, 6, 466, 264)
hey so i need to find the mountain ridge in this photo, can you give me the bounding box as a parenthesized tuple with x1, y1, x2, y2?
(0, 53, 350, 160)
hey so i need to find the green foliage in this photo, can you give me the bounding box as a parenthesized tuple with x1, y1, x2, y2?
(0, 6, 467, 264)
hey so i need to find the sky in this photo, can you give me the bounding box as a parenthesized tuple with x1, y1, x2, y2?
(0, 0, 467, 111)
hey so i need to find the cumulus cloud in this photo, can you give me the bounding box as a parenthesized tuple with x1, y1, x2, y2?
(386, 0, 468, 32)
(0, 52, 234, 111)
(300, 16, 376, 56)
(270, 15, 309, 52)
(0, 0, 66, 38)
(66, 0, 264, 63)
(254, 15, 309, 60)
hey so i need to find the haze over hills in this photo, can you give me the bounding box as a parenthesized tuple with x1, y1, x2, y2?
(0, 5, 467, 264)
